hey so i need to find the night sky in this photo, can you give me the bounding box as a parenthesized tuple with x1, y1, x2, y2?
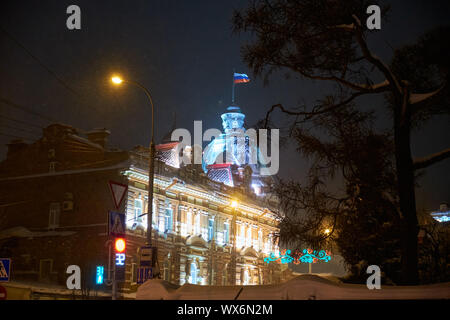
(0, 0, 449, 211)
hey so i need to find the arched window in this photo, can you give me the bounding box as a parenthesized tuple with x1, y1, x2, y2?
(243, 269, 249, 285)
(190, 262, 198, 284)
(165, 205, 173, 232)
(223, 222, 229, 244)
(208, 218, 214, 241)
(134, 198, 143, 223)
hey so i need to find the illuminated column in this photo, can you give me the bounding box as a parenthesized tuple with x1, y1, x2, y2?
(187, 208, 193, 235)
(195, 211, 201, 236)
(258, 228, 262, 251)
(246, 225, 252, 247)
(175, 203, 181, 234)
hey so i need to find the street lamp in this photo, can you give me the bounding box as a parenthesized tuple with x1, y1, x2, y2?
(110, 74, 156, 251)
(111, 76, 123, 84)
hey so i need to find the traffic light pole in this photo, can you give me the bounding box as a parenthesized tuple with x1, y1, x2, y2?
(104, 239, 115, 300)
(112, 263, 117, 300)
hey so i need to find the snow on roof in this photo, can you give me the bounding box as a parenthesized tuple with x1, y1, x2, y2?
(0, 161, 129, 182)
(136, 275, 450, 300)
(0, 226, 76, 240)
(66, 133, 104, 151)
(155, 142, 180, 151)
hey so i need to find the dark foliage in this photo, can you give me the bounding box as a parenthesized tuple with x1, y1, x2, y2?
(272, 106, 402, 283)
(234, 0, 450, 284)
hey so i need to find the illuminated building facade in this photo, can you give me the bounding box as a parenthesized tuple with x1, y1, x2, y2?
(123, 105, 287, 289)
(0, 105, 288, 296)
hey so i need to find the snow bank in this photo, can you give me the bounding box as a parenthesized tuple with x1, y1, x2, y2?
(136, 275, 450, 300)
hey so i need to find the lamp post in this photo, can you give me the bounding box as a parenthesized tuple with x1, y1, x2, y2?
(111, 75, 156, 257)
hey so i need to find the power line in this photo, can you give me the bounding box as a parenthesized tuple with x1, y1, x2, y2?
(0, 27, 101, 134)
(0, 123, 41, 136)
(0, 132, 34, 141)
(0, 114, 44, 129)
(0, 96, 56, 123)
(0, 97, 89, 135)
(0, 26, 81, 98)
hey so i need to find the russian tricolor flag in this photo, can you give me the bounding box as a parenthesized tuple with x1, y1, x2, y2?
(234, 73, 250, 84)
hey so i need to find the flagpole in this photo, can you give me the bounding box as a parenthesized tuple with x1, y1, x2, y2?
(232, 68, 235, 104)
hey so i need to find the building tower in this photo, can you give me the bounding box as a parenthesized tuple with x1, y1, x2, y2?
(202, 105, 266, 194)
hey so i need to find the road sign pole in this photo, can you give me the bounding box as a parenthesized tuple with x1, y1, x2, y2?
(112, 263, 116, 300)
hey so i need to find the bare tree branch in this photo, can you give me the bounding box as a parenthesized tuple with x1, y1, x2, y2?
(289, 66, 391, 93)
(414, 148, 450, 170)
(409, 85, 446, 104)
(263, 86, 387, 128)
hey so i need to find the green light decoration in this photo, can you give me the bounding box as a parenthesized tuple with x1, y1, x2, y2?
(264, 249, 331, 264)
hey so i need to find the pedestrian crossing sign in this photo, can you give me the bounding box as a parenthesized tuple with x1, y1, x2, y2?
(0, 258, 11, 282)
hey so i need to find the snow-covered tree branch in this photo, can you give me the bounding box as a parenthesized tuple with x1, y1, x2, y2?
(414, 148, 450, 170)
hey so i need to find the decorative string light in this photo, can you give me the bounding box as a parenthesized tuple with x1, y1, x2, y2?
(264, 249, 331, 264)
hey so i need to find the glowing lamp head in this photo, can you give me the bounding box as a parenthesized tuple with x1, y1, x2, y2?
(324, 229, 331, 235)
(230, 200, 238, 208)
(114, 238, 126, 253)
(111, 76, 123, 84)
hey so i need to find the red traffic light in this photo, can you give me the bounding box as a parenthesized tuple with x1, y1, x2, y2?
(114, 238, 126, 253)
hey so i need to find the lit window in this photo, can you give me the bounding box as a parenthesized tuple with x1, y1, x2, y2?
(243, 269, 249, 285)
(165, 208, 173, 232)
(208, 218, 214, 241)
(134, 199, 143, 223)
(189, 263, 198, 284)
(223, 222, 229, 244)
(217, 231, 224, 245)
(246, 226, 252, 247)
(238, 224, 245, 247)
